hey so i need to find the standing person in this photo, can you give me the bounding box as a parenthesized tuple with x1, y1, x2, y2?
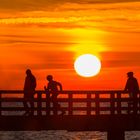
(23, 69, 36, 116)
(44, 75, 65, 115)
(124, 72, 139, 114)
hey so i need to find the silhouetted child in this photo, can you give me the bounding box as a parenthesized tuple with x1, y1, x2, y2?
(44, 75, 65, 115)
(23, 69, 36, 116)
(124, 72, 139, 114)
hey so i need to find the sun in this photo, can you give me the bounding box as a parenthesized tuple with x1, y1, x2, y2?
(74, 54, 101, 77)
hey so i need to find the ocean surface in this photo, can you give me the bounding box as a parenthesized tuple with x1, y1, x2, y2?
(0, 130, 140, 140)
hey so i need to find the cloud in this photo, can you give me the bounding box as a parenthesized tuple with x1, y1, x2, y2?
(0, 1, 139, 34)
(101, 52, 140, 68)
(103, 60, 140, 68)
(0, 0, 139, 11)
(79, 0, 140, 4)
(0, 39, 76, 45)
(101, 51, 140, 60)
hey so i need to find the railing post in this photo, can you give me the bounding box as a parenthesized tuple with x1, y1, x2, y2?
(87, 93, 91, 115)
(0, 92, 1, 116)
(46, 91, 50, 115)
(107, 130, 125, 140)
(110, 92, 115, 115)
(117, 92, 121, 114)
(137, 92, 139, 114)
(68, 93, 73, 115)
(37, 92, 42, 116)
(133, 93, 138, 115)
(95, 93, 100, 115)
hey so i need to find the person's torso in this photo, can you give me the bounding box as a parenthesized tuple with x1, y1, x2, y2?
(48, 81, 58, 91)
(24, 75, 36, 90)
(127, 77, 139, 92)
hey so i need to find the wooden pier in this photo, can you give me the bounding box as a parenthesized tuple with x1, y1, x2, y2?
(0, 90, 140, 140)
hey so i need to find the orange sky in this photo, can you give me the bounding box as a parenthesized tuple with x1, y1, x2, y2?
(0, 0, 140, 90)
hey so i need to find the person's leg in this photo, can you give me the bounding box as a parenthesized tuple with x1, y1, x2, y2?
(28, 95, 34, 116)
(23, 97, 30, 115)
(52, 95, 58, 115)
(46, 92, 51, 115)
(127, 92, 133, 114)
(52, 94, 65, 115)
(128, 101, 132, 114)
(29, 100, 34, 115)
(53, 94, 65, 115)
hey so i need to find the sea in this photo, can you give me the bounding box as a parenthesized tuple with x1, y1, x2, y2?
(0, 130, 140, 140)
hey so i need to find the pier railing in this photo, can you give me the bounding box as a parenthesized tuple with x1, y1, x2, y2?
(0, 90, 139, 116)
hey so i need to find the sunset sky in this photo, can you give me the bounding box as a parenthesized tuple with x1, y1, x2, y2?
(0, 0, 140, 90)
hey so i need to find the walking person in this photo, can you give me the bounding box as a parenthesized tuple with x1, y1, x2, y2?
(44, 75, 65, 115)
(23, 69, 36, 116)
(124, 72, 139, 114)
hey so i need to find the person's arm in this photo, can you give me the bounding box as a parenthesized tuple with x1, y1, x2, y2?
(45, 82, 51, 92)
(124, 80, 128, 91)
(33, 76, 37, 89)
(24, 77, 27, 91)
(44, 86, 47, 91)
(44, 84, 49, 91)
(135, 79, 139, 91)
(57, 82, 63, 91)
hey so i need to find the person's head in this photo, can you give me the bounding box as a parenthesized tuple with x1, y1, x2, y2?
(47, 75, 53, 81)
(26, 69, 32, 76)
(127, 72, 133, 78)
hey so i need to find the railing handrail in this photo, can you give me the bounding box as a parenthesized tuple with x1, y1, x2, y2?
(0, 90, 139, 116)
(0, 90, 139, 94)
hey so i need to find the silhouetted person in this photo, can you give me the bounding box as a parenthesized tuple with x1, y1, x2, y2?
(44, 75, 65, 115)
(124, 72, 139, 114)
(23, 69, 36, 116)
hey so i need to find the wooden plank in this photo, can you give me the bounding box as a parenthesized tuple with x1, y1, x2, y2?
(0, 93, 1, 116)
(68, 94, 73, 115)
(95, 93, 100, 115)
(37, 92, 42, 116)
(46, 91, 50, 115)
(0, 115, 140, 131)
(0, 98, 132, 102)
(87, 93, 91, 115)
(0, 90, 136, 94)
(110, 92, 115, 115)
(117, 92, 121, 114)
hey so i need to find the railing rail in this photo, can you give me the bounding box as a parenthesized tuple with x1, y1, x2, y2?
(0, 90, 139, 116)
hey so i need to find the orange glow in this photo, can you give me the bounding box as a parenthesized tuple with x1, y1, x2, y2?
(0, 1, 140, 90)
(66, 28, 107, 59)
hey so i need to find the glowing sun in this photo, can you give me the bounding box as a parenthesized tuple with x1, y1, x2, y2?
(74, 54, 101, 77)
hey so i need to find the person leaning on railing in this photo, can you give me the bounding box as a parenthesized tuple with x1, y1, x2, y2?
(44, 75, 65, 115)
(124, 72, 139, 114)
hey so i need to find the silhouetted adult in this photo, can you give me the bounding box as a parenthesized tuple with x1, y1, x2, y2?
(23, 69, 36, 116)
(44, 75, 65, 115)
(124, 72, 139, 114)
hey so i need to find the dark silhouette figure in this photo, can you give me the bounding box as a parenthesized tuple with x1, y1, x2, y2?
(124, 72, 139, 114)
(23, 69, 36, 116)
(44, 75, 65, 115)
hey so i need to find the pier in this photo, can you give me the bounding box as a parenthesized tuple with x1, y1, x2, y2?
(0, 90, 140, 140)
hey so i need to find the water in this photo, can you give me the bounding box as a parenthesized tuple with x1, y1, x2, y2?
(0, 130, 140, 140)
(0, 131, 102, 140)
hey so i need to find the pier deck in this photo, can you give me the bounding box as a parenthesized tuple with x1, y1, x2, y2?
(0, 90, 140, 140)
